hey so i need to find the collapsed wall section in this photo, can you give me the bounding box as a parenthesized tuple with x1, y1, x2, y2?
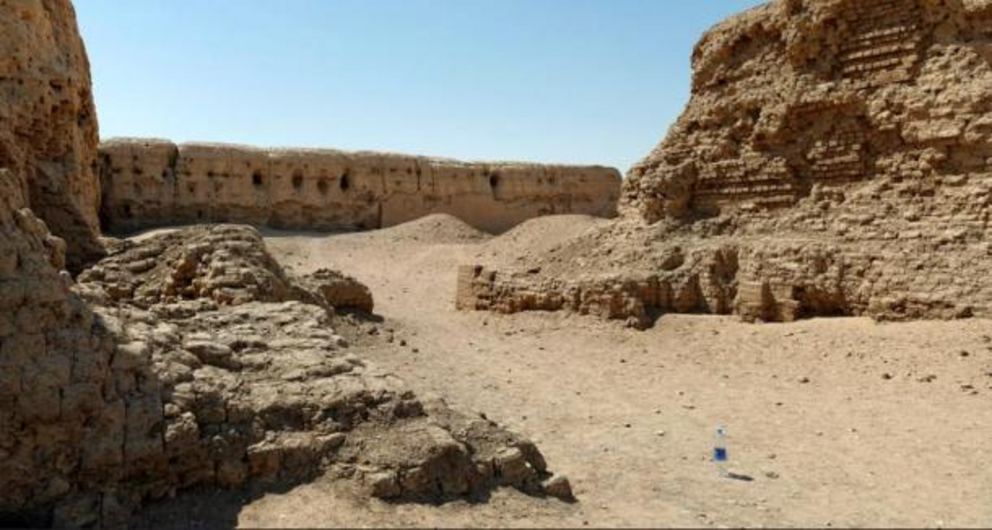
(458, 0, 992, 325)
(99, 139, 622, 234)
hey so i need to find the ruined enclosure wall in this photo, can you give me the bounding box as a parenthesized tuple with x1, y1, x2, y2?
(460, 0, 992, 325)
(623, 0, 992, 226)
(0, 1, 110, 522)
(0, 0, 103, 271)
(99, 139, 622, 235)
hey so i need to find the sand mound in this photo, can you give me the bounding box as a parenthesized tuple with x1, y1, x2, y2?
(476, 214, 610, 268)
(376, 214, 491, 245)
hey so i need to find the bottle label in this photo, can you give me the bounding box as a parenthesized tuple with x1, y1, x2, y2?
(714, 448, 728, 462)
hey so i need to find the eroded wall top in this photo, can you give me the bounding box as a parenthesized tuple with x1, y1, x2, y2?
(99, 139, 622, 234)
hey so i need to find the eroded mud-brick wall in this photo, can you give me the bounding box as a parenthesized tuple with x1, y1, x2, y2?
(623, 0, 992, 226)
(0, 0, 103, 271)
(99, 139, 622, 234)
(459, 0, 992, 325)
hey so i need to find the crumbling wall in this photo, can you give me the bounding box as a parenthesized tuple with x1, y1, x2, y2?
(457, 233, 992, 328)
(99, 139, 622, 235)
(3, 223, 573, 527)
(0, 0, 103, 271)
(623, 0, 991, 224)
(0, 1, 109, 524)
(460, 0, 992, 325)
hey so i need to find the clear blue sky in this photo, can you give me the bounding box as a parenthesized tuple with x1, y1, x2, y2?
(75, 0, 764, 173)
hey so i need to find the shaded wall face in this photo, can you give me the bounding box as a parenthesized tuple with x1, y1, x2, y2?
(0, 1, 119, 522)
(99, 141, 623, 234)
(0, 0, 103, 271)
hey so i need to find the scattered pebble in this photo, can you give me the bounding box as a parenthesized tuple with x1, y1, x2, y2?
(655, 430, 667, 437)
(765, 471, 780, 480)
(798, 376, 811, 384)
(882, 373, 894, 380)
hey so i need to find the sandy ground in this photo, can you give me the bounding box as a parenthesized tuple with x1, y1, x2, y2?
(138, 215, 992, 528)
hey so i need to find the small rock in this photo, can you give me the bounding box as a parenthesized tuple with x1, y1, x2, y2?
(332, 335, 349, 348)
(399, 339, 407, 347)
(542, 475, 575, 502)
(366, 470, 402, 499)
(765, 471, 780, 480)
(798, 376, 811, 384)
(655, 430, 667, 437)
(882, 373, 894, 380)
(184, 340, 240, 370)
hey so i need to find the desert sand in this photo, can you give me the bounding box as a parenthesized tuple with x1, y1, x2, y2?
(135, 214, 992, 528)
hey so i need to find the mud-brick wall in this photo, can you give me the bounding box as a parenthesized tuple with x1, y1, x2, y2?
(98, 139, 622, 234)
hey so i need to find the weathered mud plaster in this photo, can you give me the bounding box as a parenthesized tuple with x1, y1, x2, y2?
(98, 139, 622, 234)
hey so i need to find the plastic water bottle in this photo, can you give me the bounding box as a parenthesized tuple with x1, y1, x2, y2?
(714, 425, 729, 478)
